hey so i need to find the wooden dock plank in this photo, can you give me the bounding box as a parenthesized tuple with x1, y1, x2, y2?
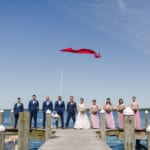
(5, 128, 56, 141)
(40, 129, 111, 150)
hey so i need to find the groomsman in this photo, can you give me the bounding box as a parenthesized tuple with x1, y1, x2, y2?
(42, 96, 53, 128)
(54, 96, 65, 128)
(13, 97, 24, 128)
(28, 95, 39, 128)
(65, 96, 77, 128)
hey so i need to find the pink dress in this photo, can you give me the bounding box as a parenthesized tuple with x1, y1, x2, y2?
(117, 104, 125, 128)
(131, 101, 141, 129)
(90, 104, 99, 128)
(104, 104, 115, 129)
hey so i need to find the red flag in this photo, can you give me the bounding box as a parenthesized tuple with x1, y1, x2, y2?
(60, 48, 101, 58)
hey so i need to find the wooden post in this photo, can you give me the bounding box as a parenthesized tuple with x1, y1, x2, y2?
(18, 112, 30, 150)
(10, 110, 14, 127)
(100, 109, 106, 142)
(0, 125, 5, 150)
(145, 110, 149, 128)
(147, 125, 150, 150)
(45, 111, 52, 141)
(0, 110, 4, 125)
(123, 107, 135, 150)
(0, 132, 4, 150)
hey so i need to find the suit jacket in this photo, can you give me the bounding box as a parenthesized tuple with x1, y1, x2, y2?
(42, 101, 53, 112)
(28, 100, 39, 112)
(67, 101, 77, 114)
(55, 100, 65, 114)
(13, 103, 24, 115)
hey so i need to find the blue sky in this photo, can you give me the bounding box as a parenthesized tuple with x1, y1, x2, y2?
(0, 0, 150, 109)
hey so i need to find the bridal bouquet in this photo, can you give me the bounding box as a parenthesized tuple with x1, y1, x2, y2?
(79, 107, 86, 113)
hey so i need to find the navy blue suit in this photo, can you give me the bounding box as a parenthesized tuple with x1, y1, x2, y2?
(42, 100, 53, 128)
(65, 101, 77, 127)
(28, 100, 39, 128)
(13, 102, 24, 128)
(55, 100, 65, 128)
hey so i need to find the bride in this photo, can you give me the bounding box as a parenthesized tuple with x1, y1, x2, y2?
(74, 98, 90, 129)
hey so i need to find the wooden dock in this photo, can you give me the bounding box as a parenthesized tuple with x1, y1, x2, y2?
(1, 110, 150, 150)
(40, 129, 111, 150)
(97, 128, 147, 140)
(5, 128, 56, 141)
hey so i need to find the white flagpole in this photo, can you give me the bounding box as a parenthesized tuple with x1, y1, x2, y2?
(59, 66, 63, 95)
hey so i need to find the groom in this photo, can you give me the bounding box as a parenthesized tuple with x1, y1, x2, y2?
(65, 96, 77, 128)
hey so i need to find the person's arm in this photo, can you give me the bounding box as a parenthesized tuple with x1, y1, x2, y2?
(111, 104, 113, 110)
(50, 101, 53, 111)
(77, 104, 80, 112)
(63, 101, 65, 112)
(67, 102, 69, 112)
(55, 101, 57, 111)
(13, 104, 16, 114)
(42, 101, 45, 112)
(75, 103, 77, 113)
(22, 103, 24, 112)
(28, 101, 31, 112)
(137, 103, 139, 110)
(90, 105, 93, 112)
(96, 105, 99, 110)
(36, 101, 39, 111)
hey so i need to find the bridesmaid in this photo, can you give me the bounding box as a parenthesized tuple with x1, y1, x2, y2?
(117, 98, 125, 129)
(130, 96, 141, 129)
(103, 98, 115, 129)
(90, 99, 99, 129)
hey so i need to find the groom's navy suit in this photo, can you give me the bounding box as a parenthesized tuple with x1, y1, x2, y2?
(55, 100, 65, 128)
(28, 100, 39, 128)
(42, 100, 53, 128)
(13, 102, 24, 128)
(65, 101, 77, 127)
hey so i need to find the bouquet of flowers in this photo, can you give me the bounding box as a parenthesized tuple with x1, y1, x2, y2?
(79, 107, 86, 113)
(105, 105, 112, 113)
(132, 106, 138, 110)
(132, 105, 138, 113)
(91, 108, 99, 114)
(118, 105, 125, 113)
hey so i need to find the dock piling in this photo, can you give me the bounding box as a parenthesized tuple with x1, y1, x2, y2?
(10, 110, 14, 127)
(45, 111, 52, 141)
(0, 110, 4, 125)
(147, 125, 150, 150)
(0, 131, 4, 150)
(100, 109, 106, 142)
(18, 112, 30, 150)
(145, 110, 149, 128)
(123, 107, 135, 150)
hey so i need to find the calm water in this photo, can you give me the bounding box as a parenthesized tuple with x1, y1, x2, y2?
(3, 110, 149, 150)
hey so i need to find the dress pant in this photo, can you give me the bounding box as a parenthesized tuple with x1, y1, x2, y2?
(30, 111, 38, 128)
(55, 112, 64, 128)
(14, 114, 19, 128)
(65, 112, 76, 127)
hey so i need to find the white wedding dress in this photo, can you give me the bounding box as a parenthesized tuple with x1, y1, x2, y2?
(74, 103, 90, 129)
